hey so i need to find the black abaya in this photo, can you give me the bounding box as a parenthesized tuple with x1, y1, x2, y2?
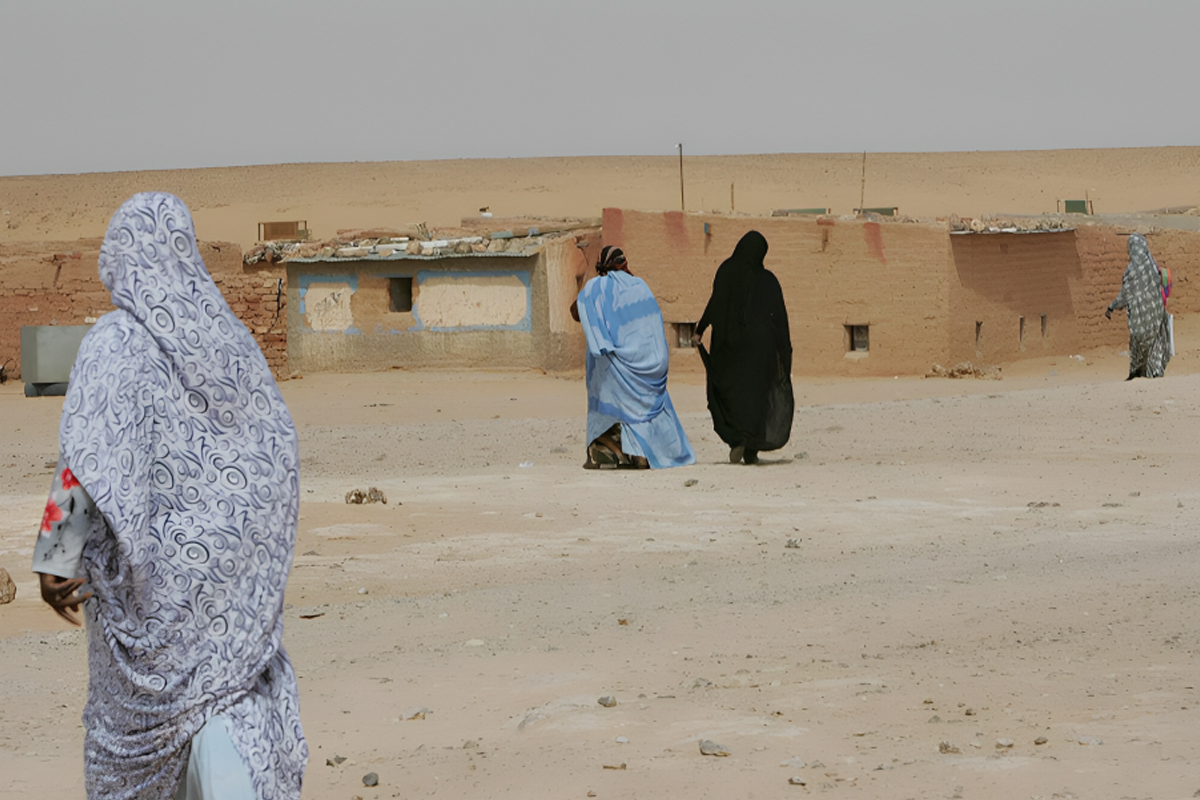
(695, 231, 794, 453)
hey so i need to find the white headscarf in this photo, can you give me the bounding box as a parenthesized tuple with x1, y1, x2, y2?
(62, 193, 306, 798)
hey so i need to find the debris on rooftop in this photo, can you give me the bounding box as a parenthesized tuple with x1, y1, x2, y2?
(244, 216, 599, 267)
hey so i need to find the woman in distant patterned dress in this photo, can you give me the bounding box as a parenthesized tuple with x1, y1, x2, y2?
(1106, 233, 1171, 379)
(33, 193, 306, 799)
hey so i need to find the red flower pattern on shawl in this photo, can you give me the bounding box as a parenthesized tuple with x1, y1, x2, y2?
(60, 468, 80, 491)
(41, 498, 64, 533)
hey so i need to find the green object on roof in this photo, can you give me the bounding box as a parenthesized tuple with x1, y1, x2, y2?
(856, 207, 898, 217)
(1064, 199, 1089, 214)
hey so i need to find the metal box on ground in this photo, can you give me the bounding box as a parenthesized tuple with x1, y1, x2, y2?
(21, 325, 93, 397)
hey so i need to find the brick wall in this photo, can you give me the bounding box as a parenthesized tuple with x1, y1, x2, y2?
(947, 230, 1113, 363)
(604, 209, 954, 376)
(1142, 228, 1200, 315)
(0, 240, 288, 380)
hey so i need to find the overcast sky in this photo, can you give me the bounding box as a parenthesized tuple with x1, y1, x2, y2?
(2, 0, 1197, 176)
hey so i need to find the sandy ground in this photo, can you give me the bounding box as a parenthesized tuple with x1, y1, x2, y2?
(3, 338, 1200, 799)
(3, 148, 1200, 249)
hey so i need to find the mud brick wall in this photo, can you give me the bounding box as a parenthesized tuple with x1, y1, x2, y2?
(1071, 226, 1136, 353)
(0, 240, 288, 380)
(604, 209, 954, 377)
(1141, 228, 1200, 315)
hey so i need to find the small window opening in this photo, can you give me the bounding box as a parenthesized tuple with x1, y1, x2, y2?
(673, 322, 696, 348)
(1040, 314, 1047, 339)
(389, 277, 413, 312)
(1019, 316, 1026, 349)
(847, 324, 869, 352)
(975, 321, 983, 345)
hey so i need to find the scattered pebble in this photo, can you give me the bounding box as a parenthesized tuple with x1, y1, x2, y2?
(684, 478, 698, 487)
(598, 696, 617, 708)
(928, 715, 942, 723)
(995, 738, 1013, 749)
(779, 756, 806, 768)
(699, 739, 730, 757)
(602, 763, 627, 770)
(519, 461, 535, 468)
(345, 487, 388, 505)
(465, 639, 485, 647)
(406, 707, 430, 720)
(0, 568, 16, 605)
(615, 736, 628, 744)
(964, 708, 975, 716)
(789, 776, 807, 786)
(325, 755, 346, 767)
(1034, 737, 1048, 745)
(462, 740, 478, 749)
(785, 539, 801, 549)
(1076, 736, 1103, 746)
(357, 588, 368, 595)
(938, 741, 961, 754)
(362, 772, 378, 786)
(692, 678, 713, 689)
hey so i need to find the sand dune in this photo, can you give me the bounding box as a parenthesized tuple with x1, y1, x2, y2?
(3, 148, 1199, 249)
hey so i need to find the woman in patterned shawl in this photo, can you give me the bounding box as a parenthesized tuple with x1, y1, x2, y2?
(32, 193, 306, 799)
(1106, 233, 1171, 379)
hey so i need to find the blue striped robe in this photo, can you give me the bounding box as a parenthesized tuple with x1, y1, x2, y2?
(576, 271, 695, 468)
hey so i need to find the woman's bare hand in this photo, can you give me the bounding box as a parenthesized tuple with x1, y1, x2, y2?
(38, 573, 91, 626)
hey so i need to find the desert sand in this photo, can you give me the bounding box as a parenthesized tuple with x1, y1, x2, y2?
(4, 344, 1200, 798)
(3, 148, 1200, 249)
(3, 150, 1200, 798)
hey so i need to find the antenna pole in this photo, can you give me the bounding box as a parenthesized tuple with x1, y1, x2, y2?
(678, 143, 685, 211)
(859, 151, 867, 217)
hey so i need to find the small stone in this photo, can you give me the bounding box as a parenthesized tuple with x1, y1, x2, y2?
(598, 696, 617, 708)
(588, 793, 597, 798)
(325, 755, 347, 767)
(615, 736, 628, 743)
(928, 715, 942, 723)
(995, 738, 1013, 749)
(684, 478, 698, 487)
(0, 568, 15, 605)
(785, 539, 801, 549)
(406, 707, 430, 720)
(964, 707, 975, 715)
(779, 756, 806, 768)
(692, 678, 713, 689)
(938, 741, 961, 754)
(362, 772, 379, 786)
(699, 739, 730, 756)
(602, 762, 627, 770)
(789, 776, 807, 786)
(465, 639, 485, 647)
(1034, 736, 1048, 745)
(462, 740, 477, 749)
(358, 587, 368, 595)
(1076, 736, 1103, 746)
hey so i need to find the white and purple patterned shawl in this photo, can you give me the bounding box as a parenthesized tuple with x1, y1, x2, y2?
(61, 193, 306, 799)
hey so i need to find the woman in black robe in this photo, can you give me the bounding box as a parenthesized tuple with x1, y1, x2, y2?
(696, 231, 794, 464)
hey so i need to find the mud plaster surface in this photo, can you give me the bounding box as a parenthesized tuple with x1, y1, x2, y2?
(3, 341, 1200, 799)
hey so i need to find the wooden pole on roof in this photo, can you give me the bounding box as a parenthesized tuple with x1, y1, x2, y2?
(678, 143, 685, 211)
(859, 151, 867, 217)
